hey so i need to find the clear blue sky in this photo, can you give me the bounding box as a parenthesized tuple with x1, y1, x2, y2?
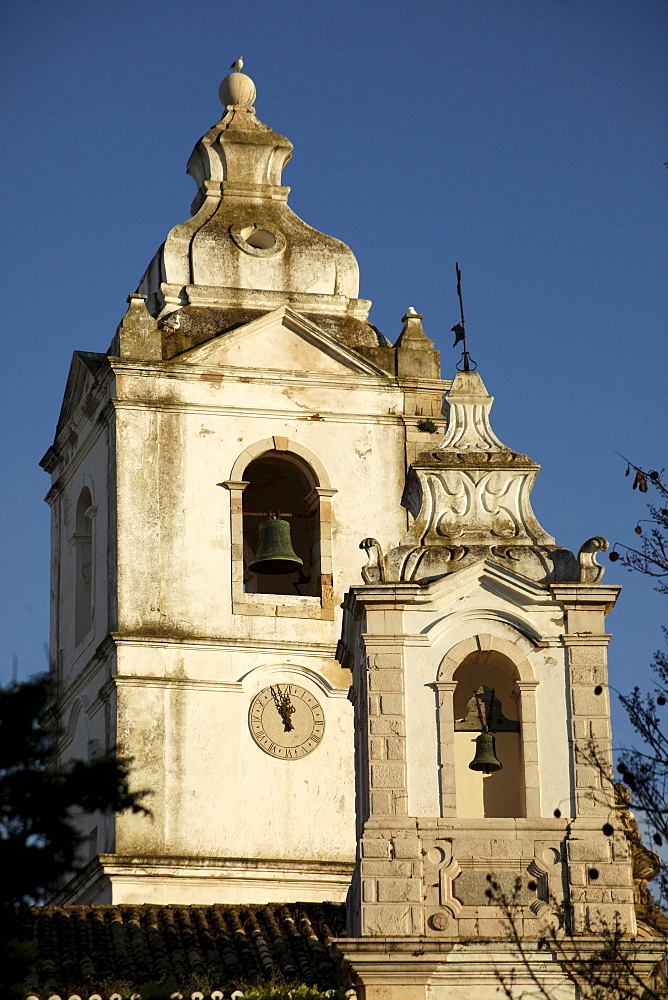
(1, 0, 666, 754)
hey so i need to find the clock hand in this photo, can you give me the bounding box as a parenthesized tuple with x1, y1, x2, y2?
(271, 685, 296, 732)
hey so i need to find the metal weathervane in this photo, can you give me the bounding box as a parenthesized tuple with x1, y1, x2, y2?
(451, 262, 477, 372)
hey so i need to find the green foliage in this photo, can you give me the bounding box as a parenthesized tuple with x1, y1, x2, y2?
(235, 984, 346, 1000)
(0, 671, 150, 997)
(53, 978, 347, 1000)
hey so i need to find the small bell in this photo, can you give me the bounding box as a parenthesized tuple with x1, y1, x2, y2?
(468, 729, 503, 774)
(249, 515, 304, 575)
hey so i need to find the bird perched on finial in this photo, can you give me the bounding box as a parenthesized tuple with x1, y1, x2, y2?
(230, 57, 244, 72)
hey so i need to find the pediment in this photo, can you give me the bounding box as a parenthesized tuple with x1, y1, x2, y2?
(421, 558, 554, 611)
(172, 306, 388, 377)
(56, 351, 107, 437)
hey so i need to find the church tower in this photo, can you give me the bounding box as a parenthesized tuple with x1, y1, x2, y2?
(40, 68, 448, 905)
(335, 371, 665, 996)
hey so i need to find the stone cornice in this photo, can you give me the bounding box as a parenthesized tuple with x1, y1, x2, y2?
(111, 396, 406, 425)
(109, 357, 393, 389)
(109, 631, 337, 656)
(549, 583, 621, 615)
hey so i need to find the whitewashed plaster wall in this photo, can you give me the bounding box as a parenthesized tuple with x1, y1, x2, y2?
(44, 306, 447, 904)
(50, 419, 112, 692)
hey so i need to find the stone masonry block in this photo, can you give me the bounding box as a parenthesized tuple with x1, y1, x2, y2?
(362, 839, 391, 859)
(362, 878, 376, 902)
(368, 694, 380, 716)
(370, 718, 405, 735)
(612, 838, 631, 861)
(393, 837, 421, 859)
(453, 839, 492, 858)
(569, 647, 606, 667)
(586, 904, 634, 935)
(370, 790, 392, 814)
(476, 917, 511, 938)
(370, 737, 386, 760)
(569, 865, 586, 886)
(392, 790, 409, 814)
(361, 860, 413, 878)
(457, 918, 479, 939)
(489, 839, 512, 858)
(611, 888, 634, 903)
(589, 718, 611, 739)
(368, 650, 403, 665)
(587, 863, 632, 888)
(386, 738, 405, 760)
(575, 765, 601, 788)
(371, 763, 405, 788)
(572, 719, 590, 740)
(380, 693, 404, 715)
(572, 686, 608, 717)
(368, 669, 403, 692)
(575, 793, 600, 817)
(568, 840, 611, 862)
(570, 665, 595, 685)
(361, 904, 411, 937)
(376, 878, 422, 903)
(410, 906, 425, 935)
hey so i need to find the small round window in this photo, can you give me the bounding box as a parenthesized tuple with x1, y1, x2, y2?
(230, 223, 286, 257)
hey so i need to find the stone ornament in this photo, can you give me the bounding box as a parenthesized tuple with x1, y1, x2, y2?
(219, 70, 256, 108)
(360, 370, 610, 586)
(229, 222, 286, 257)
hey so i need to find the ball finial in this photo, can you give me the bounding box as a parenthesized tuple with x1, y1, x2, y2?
(219, 59, 256, 109)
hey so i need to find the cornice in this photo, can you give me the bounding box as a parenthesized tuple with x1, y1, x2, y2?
(109, 631, 337, 657)
(111, 396, 406, 425)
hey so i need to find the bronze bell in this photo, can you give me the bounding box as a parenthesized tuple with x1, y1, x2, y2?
(249, 516, 304, 575)
(468, 729, 503, 774)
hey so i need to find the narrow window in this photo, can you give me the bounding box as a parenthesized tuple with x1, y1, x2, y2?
(242, 455, 320, 597)
(74, 488, 94, 645)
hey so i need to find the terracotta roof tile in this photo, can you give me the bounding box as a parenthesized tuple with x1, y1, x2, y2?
(28, 902, 346, 996)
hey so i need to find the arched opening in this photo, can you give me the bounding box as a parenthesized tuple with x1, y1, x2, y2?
(453, 656, 524, 818)
(242, 454, 320, 597)
(74, 487, 94, 645)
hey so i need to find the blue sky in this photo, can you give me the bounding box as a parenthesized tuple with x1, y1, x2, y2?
(1, 0, 666, 754)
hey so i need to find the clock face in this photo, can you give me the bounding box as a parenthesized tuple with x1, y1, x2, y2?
(249, 684, 325, 760)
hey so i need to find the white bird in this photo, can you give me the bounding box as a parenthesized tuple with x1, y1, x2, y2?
(229, 57, 244, 72)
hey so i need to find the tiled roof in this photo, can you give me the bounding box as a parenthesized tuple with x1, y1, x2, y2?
(28, 902, 347, 997)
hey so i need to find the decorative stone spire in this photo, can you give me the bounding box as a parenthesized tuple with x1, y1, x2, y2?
(436, 370, 506, 452)
(395, 308, 434, 349)
(135, 65, 371, 350)
(393, 308, 440, 379)
(360, 370, 609, 585)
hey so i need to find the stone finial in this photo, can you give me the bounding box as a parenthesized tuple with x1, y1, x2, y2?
(135, 67, 365, 328)
(394, 308, 434, 350)
(219, 70, 256, 110)
(438, 370, 506, 452)
(113, 294, 161, 360)
(394, 308, 440, 378)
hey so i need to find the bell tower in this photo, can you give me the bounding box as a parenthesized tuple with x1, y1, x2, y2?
(336, 371, 665, 997)
(41, 68, 448, 905)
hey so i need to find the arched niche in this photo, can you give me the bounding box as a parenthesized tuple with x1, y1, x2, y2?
(224, 437, 337, 620)
(73, 486, 95, 646)
(242, 453, 319, 597)
(435, 634, 540, 819)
